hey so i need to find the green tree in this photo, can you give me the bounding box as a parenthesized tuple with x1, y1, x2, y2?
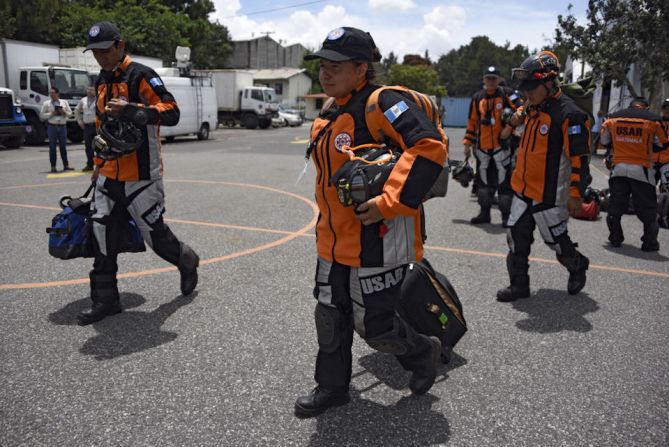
(384, 64, 446, 97)
(0, 0, 64, 44)
(300, 51, 322, 94)
(382, 51, 398, 75)
(555, 0, 669, 107)
(1, 0, 231, 69)
(435, 36, 529, 96)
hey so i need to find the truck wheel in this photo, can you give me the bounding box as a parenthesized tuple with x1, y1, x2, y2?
(197, 123, 209, 140)
(258, 118, 271, 129)
(3, 135, 25, 149)
(242, 114, 258, 129)
(25, 115, 46, 145)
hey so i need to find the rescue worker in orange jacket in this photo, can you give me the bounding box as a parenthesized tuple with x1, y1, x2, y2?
(463, 66, 522, 225)
(653, 98, 669, 190)
(600, 97, 669, 251)
(294, 27, 447, 417)
(497, 51, 591, 302)
(77, 22, 199, 325)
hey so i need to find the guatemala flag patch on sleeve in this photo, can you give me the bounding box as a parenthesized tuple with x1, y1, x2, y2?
(568, 125, 582, 135)
(384, 101, 409, 124)
(149, 77, 163, 87)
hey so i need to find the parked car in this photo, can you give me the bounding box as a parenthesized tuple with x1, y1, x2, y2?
(277, 108, 303, 127)
(271, 114, 286, 128)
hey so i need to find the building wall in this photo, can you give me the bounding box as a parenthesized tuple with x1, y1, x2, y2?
(253, 73, 312, 107)
(227, 37, 306, 69)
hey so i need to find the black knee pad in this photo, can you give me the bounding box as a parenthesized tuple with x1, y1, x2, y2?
(315, 303, 342, 353)
(477, 187, 493, 208)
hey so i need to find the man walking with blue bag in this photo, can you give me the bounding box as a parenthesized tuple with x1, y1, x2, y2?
(78, 21, 199, 325)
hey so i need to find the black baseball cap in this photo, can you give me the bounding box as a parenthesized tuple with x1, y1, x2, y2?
(304, 27, 379, 62)
(484, 66, 500, 78)
(84, 22, 121, 52)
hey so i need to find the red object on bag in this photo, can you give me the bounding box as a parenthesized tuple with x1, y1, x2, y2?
(575, 200, 600, 220)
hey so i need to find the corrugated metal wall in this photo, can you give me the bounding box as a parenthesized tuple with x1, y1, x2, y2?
(441, 96, 471, 127)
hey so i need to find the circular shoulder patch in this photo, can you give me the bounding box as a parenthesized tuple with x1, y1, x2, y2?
(539, 123, 549, 135)
(89, 25, 100, 37)
(327, 28, 345, 40)
(334, 132, 352, 151)
(495, 103, 502, 110)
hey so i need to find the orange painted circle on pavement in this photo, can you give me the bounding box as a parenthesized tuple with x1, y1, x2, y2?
(0, 180, 318, 290)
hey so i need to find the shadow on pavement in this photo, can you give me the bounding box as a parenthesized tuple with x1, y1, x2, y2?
(307, 393, 450, 447)
(511, 289, 599, 333)
(356, 350, 467, 392)
(602, 243, 668, 261)
(48, 292, 197, 360)
(451, 218, 506, 235)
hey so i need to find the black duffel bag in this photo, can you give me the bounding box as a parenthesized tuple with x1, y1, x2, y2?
(398, 258, 467, 364)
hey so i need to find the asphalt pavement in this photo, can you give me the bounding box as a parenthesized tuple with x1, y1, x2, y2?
(0, 125, 667, 446)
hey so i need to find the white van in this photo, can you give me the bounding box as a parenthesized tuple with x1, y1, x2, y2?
(159, 74, 217, 141)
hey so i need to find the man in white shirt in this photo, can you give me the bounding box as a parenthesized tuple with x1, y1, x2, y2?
(40, 87, 73, 172)
(75, 85, 98, 171)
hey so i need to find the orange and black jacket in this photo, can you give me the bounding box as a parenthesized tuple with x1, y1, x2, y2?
(652, 117, 669, 164)
(602, 108, 668, 167)
(511, 90, 591, 204)
(310, 82, 447, 268)
(463, 87, 520, 150)
(94, 55, 179, 181)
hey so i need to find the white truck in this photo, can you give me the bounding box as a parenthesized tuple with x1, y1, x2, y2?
(0, 39, 163, 145)
(208, 69, 278, 129)
(154, 67, 218, 141)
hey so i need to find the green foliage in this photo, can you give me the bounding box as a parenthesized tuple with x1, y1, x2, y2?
(555, 0, 669, 105)
(2, 0, 231, 69)
(384, 64, 446, 97)
(1, 0, 65, 44)
(435, 36, 529, 96)
(300, 52, 322, 94)
(381, 51, 398, 75)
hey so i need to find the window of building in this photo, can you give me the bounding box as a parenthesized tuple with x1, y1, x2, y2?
(274, 83, 283, 95)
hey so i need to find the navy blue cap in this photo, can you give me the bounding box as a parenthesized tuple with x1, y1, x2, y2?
(84, 22, 121, 52)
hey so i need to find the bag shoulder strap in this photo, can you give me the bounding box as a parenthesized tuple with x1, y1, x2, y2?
(365, 85, 447, 146)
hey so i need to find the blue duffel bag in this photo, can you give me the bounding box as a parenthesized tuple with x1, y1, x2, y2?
(47, 184, 145, 260)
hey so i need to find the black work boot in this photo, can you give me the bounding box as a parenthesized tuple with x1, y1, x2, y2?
(78, 301, 122, 325)
(606, 214, 624, 247)
(178, 243, 199, 296)
(641, 220, 660, 252)
(559, 252, 589, 295)
(78, 274, 121, 325)
(409, 336, 442, 395)
(470, 207, 491, 224)
(496, 275, 530, 302)
(294, 386, 350, 418)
